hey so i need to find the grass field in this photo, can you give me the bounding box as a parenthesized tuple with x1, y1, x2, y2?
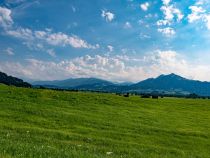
(1, 84, 210, 158)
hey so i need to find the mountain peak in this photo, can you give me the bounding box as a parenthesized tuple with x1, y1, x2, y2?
(157, 73, 185, 80)
(168, 73, 177, 76)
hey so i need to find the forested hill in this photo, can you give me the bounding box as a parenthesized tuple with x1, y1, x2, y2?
(0, 71, 31, 88)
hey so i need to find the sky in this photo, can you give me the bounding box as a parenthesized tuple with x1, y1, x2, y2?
(1, 0, 210, 82)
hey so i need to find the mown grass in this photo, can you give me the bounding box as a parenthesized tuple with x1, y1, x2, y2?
(0, 84, 210, 158)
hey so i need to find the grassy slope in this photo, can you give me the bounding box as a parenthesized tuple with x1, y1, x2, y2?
(0, 84, 210, 158)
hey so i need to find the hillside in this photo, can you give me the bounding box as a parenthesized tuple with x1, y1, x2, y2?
(0, 71, 31, 88)
(1, 84, 210, 158)
(131, 73, 210, 96)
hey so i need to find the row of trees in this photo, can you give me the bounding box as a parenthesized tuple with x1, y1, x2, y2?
(116, 92, 210, 99)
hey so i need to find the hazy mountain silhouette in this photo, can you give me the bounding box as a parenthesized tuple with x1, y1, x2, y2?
(33, 78, 114, 89)
(27, 73, 210, 96)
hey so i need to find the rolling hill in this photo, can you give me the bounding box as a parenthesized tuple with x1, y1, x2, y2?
(1, 84, 210, 157)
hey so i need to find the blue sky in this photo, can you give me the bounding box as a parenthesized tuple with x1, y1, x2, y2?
(1, 0, 210, 82)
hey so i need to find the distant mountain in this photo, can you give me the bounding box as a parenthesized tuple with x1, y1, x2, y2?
(32, 73, 210, 96)
(130, 73, 210, 96)
(33, 78, 114, 90)
(3, 70, 210, 96)
(0, 72, 31, 88)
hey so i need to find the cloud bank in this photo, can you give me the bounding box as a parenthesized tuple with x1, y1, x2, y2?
(1, 50, 210, 82)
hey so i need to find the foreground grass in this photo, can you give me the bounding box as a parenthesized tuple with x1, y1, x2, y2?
(0, 84, 210, 158)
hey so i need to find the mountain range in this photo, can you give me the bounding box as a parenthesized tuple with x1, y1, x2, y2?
(1, 71, 210, 96)
(32, 73, 210, 96)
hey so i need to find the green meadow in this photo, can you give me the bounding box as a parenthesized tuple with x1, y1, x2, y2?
(0, 84, 210, 158)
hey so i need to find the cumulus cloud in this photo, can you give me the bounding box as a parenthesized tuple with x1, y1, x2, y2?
(101, 10, 115, 22)
(1, 50, 210, 82)
(140, 2, 150, 11)
(0, 6, 13, 28)
(6, 27, 99, 49)
(187, 3, 210, 30)
(188, 6, 205, 23)
(36, 31, 97, 49)
(1, 6, 98, 51)
(157, 0, 183, 36)
(158, 1, 183, 25)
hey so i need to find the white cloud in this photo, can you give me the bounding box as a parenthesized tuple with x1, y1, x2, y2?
(0, 7, 13, 28)
(124, 21, 132, 29)
(173, 8, 184, 22)
(1, 50, 210, 82)
(162, 0, 171, 6)
(140, 2, 150, 11)
(43, 32, 95, 49)
(158, 4, 184, 26)
(189, 6, 205, 14)
(34, 30, 47, 39)
(101, 10, 115, 22)
(188, 6, 205, 23)
(5, 47, 14, 55)
(157, 19, 170, 26)
(204, 15, 210, 30)
(1, 7, 98, 51)
(145, 14, 153, 18)
(7, 27, 34, 40)
(158, 27, 175, 36)
(107, 45, 114, 52)
(6, 27, 99, 49)
(139, 33, 151, 39)
(71, 6, 76, 13)
(23, 42, 44, 52)
(187, 3, 210, 30)
(47, 49, 56, 57)
(195, 0, 208, 5)
(157, 0, 183, 36)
